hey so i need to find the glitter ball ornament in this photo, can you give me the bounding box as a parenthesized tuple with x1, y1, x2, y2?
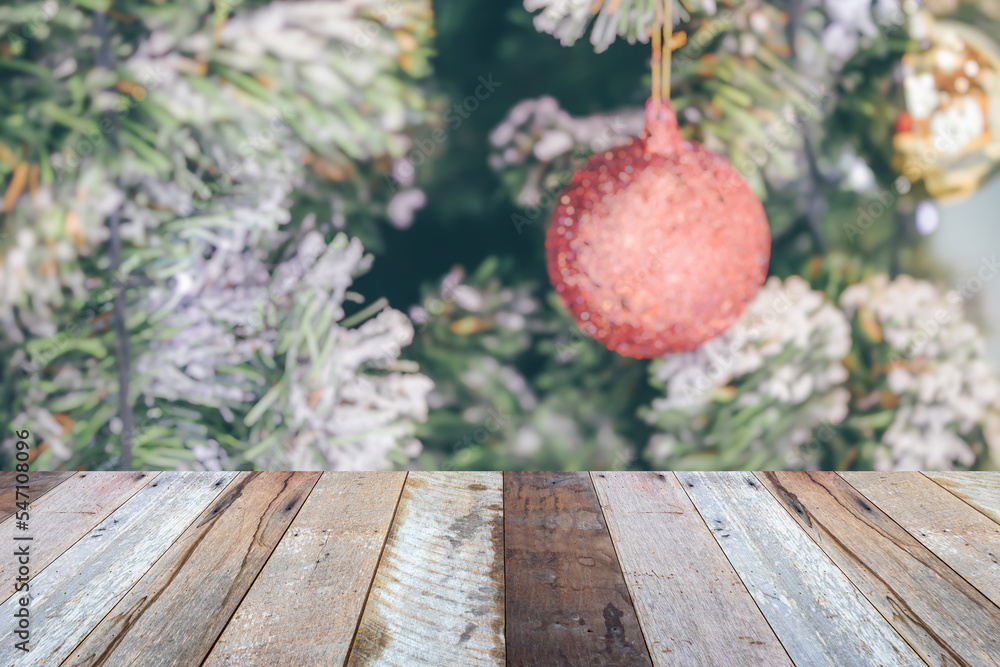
(546, 99, 771, 358)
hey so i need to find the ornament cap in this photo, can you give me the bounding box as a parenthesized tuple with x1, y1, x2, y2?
(644, 98, 684, 156)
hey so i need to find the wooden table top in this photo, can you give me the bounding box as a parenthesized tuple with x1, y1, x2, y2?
(2, 470, 999, 666)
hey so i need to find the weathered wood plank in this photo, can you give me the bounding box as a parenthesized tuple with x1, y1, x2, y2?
(0, 471, 75, 524)
(0, 471, 237, 666)
(592, 472, 790, 666)
(840, 472, 1000, 610)
(676, 471, 922, 666)
(0, 471, 157, 606)
(204, 471, 406, 667)
(504, 471, 651, 666)
(346, 471, 505, 666)
(760, 471, 1000, 665)
(924, 471, 1000, 525)
(63, 471, 320, 667)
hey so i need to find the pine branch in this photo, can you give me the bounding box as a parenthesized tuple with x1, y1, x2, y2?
(94, 11, 134, 470)
(785, 0, 826, 255)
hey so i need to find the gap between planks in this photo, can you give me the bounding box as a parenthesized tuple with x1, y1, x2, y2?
(587, 471, 657, 665)
(505, 472, 651, 664)
(0, 471, 76, 525)
(340, 471, 409, 665)
(199, 471, 337, 665)
(13, 471, 996, 666)
(1, 472, 239, 666)
(921, 471, 1000, 527)
(501, 471, 506, 667)
(62, 472, 244, 667)
(0, 471, 158, 608)
(672, 472, 795, 667)
(587, 471, 653, 661)
(346, 472, 506, 665)
(679, 472, 922, 665)
(63, 472, 321, 666)
(763, 471, 1000, 664)
(603, 472, 793, 665)
(839, 471, 1000, 613)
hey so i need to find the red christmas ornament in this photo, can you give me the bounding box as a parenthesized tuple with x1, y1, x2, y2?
(546, 99, 771, 358)
(894, 110, 913, 135)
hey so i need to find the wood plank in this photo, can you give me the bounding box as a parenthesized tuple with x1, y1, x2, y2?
(0, 471, 75, 524)
(346, 471, 505, 666)
(204, 471, 406, 667)
(504, 471, 651, 666)
(63, 471, 321, 667)
(759, 471, 1000, 666)
(0, 471, 157, 606)
(592, 472, 791, 666)
(0, 471, 237, 666)
(924, 471, 1000, 525)
(841, 471, 1000, 609)
(675, 471, 922, 666)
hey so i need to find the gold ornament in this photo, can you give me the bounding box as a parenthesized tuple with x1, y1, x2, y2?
(893, 11, 1000, 202)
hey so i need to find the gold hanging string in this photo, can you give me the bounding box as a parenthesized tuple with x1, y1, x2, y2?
(651, 0, 673, 106)
(651, 1, 662, 106)
(661, 0, 672, 100)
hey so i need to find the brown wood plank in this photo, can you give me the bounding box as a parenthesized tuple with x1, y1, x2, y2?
(759, 471, 1000, 665)
(0, 471, 238, 666)
(677, 471, 922, 666)
(0, 471, 75, 524)
(592, 472, 791, 666)
(924, 471, 1000, 525)
(0, 471, 156, 605)
(841, 471, 1000, 609)
(204, 471, 406, 667)
(346, 472, 505, 666)
(504, 471, 651, 666)
(63, 471, 321, 667)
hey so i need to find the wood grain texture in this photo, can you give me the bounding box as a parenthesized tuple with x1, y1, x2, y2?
(0, 471, 157, 606)
(0, 471, 74, 524)
(63, 471, 320, 667)
(504, 471, 651, 666)
(842, 472, 1000, 608)
(204, 471, 406, 667)
(760, 471, 1000, 665)
(4, 470, 998, 666)
(0, 471, 236, 667)
(924, 471, 1000, 525)
(676, 471, 922, 667)
(592, 472, 791, 666)
(347, 471, 505, 666)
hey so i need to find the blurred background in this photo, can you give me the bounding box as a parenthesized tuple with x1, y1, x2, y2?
(2, 0, 1000, 472)
(937, 177, 1000, 359)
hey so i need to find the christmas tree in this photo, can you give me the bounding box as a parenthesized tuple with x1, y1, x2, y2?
(2, 0, 1000, 473)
